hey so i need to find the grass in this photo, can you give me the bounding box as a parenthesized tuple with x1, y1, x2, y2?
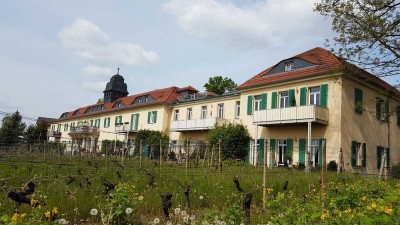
(0, 153, 395, 224)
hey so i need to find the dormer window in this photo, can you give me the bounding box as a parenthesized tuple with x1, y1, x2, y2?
(284, 61, 294, 71)
(145, 96, 148, 102)
(117, 102, 122, 108)
(138, 97, 142, 103)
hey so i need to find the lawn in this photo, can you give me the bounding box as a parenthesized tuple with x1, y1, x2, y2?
(0, 153, 399, 224)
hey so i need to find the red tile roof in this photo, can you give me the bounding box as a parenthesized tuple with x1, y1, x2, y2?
(237, 47, 397, 93)
(55, 86, 186, 122)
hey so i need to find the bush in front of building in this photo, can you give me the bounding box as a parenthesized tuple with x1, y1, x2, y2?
(327, 160, 338, 172)
(389, 162, 400, 179)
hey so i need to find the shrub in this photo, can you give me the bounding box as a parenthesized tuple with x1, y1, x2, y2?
(327, 160, 338, 172)
(389, 162, 400, 179)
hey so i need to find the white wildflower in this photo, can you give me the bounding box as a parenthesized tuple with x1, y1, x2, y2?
(174, 207, 181, 214)
(181, 210, 187, 216)
(125, 207, 133, 215)
(90, 208, 98, 216)
(154, 217, 160, 224)
(199, 195, 204, 200)
(58, 218, 69, 224)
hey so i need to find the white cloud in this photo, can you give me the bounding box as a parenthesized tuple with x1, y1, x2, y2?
(59, 18, 160, 66)
(82, 81, 107, 93)
(83, 65, 113, 76)
(164, 0, 332, 48)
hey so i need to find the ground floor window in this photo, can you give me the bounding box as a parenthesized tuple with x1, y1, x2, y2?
(278, 139, 287, 165)
(310, 139, 319, 167)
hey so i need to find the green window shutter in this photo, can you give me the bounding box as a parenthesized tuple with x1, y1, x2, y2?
(397, 106, 400, 126)
(107, 118, 110, 127)
(318, 138, 325, 165)
(320, 84, 328, 107)
(247, 95, 253, 115)
(385, 101, 389, 121)
(147, 112, 151, 124)
(362, 143, 366, 167)
(386, 148, 390, 167)
(377, 146, 382, 169)
(376, 99, 382, 120)
(299, 139, 306, 166)
(154, 111, 157, 123)
(90, 120, 93, 126)
(261, 93, 267, 110)
(300, 87, 307, 106)
(103, 118, 106, 128)
(287, 139, 293, 162)
(135, 114, 140, 130)
(115, 116, 118, 125)
(246, 141, 251, 164)
(355, 88, 363, 113)
(270, 139, 275, 153)
(130, 114, 134, 130)
(351, 141, 356, 166)
(288, 89, 295, 107)
(259, 139, 265, 165)
(119, 116, 122, 124)
(271, 92, 277, 109)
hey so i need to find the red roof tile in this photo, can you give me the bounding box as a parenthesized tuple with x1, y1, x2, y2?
(237, 47, 397, 93)
(55, 86, 187, 122)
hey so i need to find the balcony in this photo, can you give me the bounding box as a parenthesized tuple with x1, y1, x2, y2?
(253, 105, 329, 125)
(68, 126, 99, 137)
(115, 123, 139, 133)
(170, 117, 225, 132)
(48, 131, 62, 137)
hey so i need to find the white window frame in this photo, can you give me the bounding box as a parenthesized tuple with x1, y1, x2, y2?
(201, 106, 207, 119)
(310, 139, 319, 167)
(284, 61, 294, 71)
(138, 97, 142, 103)
(217, 103, 224, 119)
(187, 108, 193, 120)
(309, 87, 321, 105)
(280, 91, 289, 108)
(235, 101, 240, 118)
(355, 142, 363, 167)
(278, 140, 287, 165)
(254, 95, 262, 111)
(173, 110, 179, 121)
(150, 111, 156, 123)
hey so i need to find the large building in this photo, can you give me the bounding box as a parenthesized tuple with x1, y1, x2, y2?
(48, 47, 400, 175)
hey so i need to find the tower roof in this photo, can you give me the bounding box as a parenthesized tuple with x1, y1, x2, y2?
(103, 74, 128, 94)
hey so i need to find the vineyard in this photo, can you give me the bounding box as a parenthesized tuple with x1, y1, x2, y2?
(0, 148, 399, 225)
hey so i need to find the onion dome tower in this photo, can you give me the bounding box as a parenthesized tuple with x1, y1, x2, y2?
(103, 68, 129, 103)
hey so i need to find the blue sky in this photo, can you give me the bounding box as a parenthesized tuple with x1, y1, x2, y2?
(0, 0, 338, 123)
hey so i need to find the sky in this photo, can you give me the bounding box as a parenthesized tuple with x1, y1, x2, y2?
(0, 0, 340, 124)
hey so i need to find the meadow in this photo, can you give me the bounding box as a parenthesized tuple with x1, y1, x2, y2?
(0, 152, 399, 225)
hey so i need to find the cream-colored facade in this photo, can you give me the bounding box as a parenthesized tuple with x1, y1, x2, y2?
(47, 47, 400, 175)
(169, 92, 241, 143)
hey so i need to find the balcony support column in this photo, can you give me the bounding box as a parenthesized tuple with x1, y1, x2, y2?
(306, 121, 312, 173)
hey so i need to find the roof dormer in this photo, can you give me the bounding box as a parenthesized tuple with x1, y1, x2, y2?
(264, 58, 316, 76)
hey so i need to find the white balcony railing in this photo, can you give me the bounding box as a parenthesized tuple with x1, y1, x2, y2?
(253, 105, 329, 125)
(115, 123, 139, 133)
(170, 117, 223, 131)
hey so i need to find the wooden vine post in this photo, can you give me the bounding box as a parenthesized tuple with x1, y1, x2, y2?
(263, 139, 267, 211)
(218, 139, 222, 173)
(321, 140, 326, 207)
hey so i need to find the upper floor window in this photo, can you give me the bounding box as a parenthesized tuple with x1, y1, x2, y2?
(187, 108, 193, 120)
(149, 111, 157, 124)
(284, 61, 294, 71)
(235, 101, 240, 118)
(280, 91, 289, 108)
(145, 96, 148, 102)
(355, 88, 363, 114)
(138, 97, 142, 103)
(173, 110, 179, 121)
(309, 87, 320, 105)
(217, 103, 224, 119)
(201, 106, 207, 119)
(254, 95, 262, 111)
(116, 102, 122, 108)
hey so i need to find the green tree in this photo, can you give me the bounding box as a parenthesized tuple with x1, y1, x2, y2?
(206, 123, 251, 160)
(315, 0, 400, 79)
(135, 129, 169, 159)
(24, 123, 48, 143)
(204, 76, 237, 95)
(0, 111, 26, 145)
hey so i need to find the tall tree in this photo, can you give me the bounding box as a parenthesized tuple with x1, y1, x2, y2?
(204, 76, 237, 95)
(24, 123, 48, 143)
(315, 0, 400, 81)
(0, 111, 26, 145)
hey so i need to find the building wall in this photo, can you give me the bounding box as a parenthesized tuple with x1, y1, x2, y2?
(239, 75, 343, 166)
(340, 77, 400, 175)
(169, 94, 241, 142)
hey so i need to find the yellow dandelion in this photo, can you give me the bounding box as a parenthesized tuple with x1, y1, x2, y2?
(384, 206, 393, 215)
(30, 199, 38, 206)
(52, 207, 58, 214)
(20, 213, 27, 220)
(44, 210, 51, 218)
(321, 211, 329, 220)
(11, 214, 18, 222)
